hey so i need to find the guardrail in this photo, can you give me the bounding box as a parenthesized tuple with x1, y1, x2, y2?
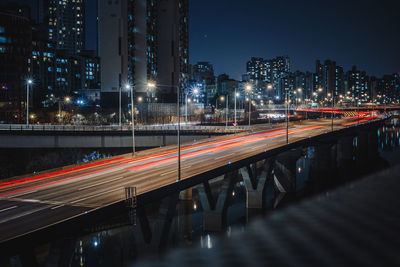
(0, 124, 248, 133)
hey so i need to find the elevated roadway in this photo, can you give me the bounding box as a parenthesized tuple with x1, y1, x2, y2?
(0, 114, 387, 247)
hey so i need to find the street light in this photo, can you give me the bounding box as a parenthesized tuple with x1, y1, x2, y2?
(220, 95, 229, 127)
(186, 87, 199, 123)
(119, 85, 122, 126)
(330, 91, 334, 131)
(245, 84, 252, 126)
(285, 88, 289, 144)
(26, 79, 33, 126)
(147, 81, 156, 103)
(58, 96, 71, 124)
(147, 82, 156, 89)
(147, 82, 182, 182)
(125, 84, 136, 157)
(234, 90, 239, 126)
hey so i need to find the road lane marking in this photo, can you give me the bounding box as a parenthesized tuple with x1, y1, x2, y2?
(0, 206, 50, 224)
(78, 176, 124, 190)
(5, 190, 38, 199)
(69, 187, 122, 204)
(160, 170, 177, 176)
(214, 153, 235, 160)
(51, 204, 65, 210)
(0, 205, 17, 213)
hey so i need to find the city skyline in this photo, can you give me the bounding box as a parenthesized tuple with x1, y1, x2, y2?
(190, 0, 400, 79)
(8, 0, 400, 79)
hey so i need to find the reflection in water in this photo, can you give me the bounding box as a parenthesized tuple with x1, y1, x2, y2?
(4, 119, 400, 266)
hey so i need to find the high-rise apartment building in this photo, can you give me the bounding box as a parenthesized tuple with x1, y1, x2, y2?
(0, 11, 32, 122)
(48, 0, 85, 54)
(266, 56, 290, 100)
(315, 59, 344, 98)
(191, 62, 214, 84)
(346, 66, 369, 102)
(99, 0, 189, 107)
(246, 57, 266, 81)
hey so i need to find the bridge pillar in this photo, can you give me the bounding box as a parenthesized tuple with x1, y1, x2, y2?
(179, 188, 192, 200)
(357, 131, 369, 164)
(240, 158, 274, 209)
(313, 142, 337, 173)
(137, 192, 179, 249)
(17, 250, 39, 267)
(368, 129, 379, 160)
(44, 238, 76, 267)
(198, 173, 236, 232)
(337, 135, 354, 168)
(273, 149, 302, 193)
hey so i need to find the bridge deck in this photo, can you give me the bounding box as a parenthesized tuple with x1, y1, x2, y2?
(0, 116, 383, 244)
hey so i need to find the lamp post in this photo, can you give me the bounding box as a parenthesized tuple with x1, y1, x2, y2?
(148, 82, 181, 182)
(177, 84, 181, 182)
(58, 96, 71, 124)
(219, 95, 228, 127)
(119, 85, 122, 126)
(185, 91, 188, 123)
(124, 84, 136, 157)
(328, 92, 334, 132)
(234, 89, 238, 126)
(286, 88, 289, 144)
(26, 79, 32, 126)
(245, 84, 252, 126)
(187, 87, 199, 124)
(297, 88, 302, 107)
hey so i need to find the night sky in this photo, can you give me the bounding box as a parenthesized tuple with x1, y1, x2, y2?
(8, 0, 400, 79)
(190, 0, 400, 79)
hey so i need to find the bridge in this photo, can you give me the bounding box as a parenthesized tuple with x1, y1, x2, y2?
(0, 113, 390, 254)
(0, 124, 247, 148)
(1, 105, 398, 149)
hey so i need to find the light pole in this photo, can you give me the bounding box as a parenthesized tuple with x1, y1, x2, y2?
(26, 79, 32, 126)
(148, 82, 181, 182)
(185, 91, 188, 123)
(286, 88, 289, 144)
(297, 88, 302, 108)
(234, 89, 238, 126)
(124, 84, 136, 157)
(328, 92, 334, 132)
(58, 96, 71, 124)
(226, 94, 229, 127)
(189, 87, 199, 124)
(177, 84, 181, 182)
(119, 85, 122, 126)
(245, 84, 252, 126)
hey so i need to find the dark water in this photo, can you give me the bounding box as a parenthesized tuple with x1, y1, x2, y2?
(2, 118, 400, 267)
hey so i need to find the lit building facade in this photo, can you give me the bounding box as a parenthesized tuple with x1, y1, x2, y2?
(346, 66, 369, 103)
(0, 12, 32, 122)
(47, 0, 85, 54)
(246, 57, 266, 81)
(99, 0, 189, 107)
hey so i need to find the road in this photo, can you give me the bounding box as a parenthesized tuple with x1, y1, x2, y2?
(0, 116, 380, 244)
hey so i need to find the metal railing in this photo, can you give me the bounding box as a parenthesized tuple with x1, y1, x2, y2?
(0, 124, 248, 133)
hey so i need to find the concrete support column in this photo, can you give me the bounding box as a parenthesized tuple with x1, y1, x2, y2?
(179, 188, 192, 200)
(357, 131, 369, 163)
(274, 149, 302, 193)
(368, 129, 379, 160)
(198, 174, 236, 232)
(313, 143, 336, 173)
(240, 158, 274, 209)
(137, 193, 179, 249)
(337, 135, 354, 168)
